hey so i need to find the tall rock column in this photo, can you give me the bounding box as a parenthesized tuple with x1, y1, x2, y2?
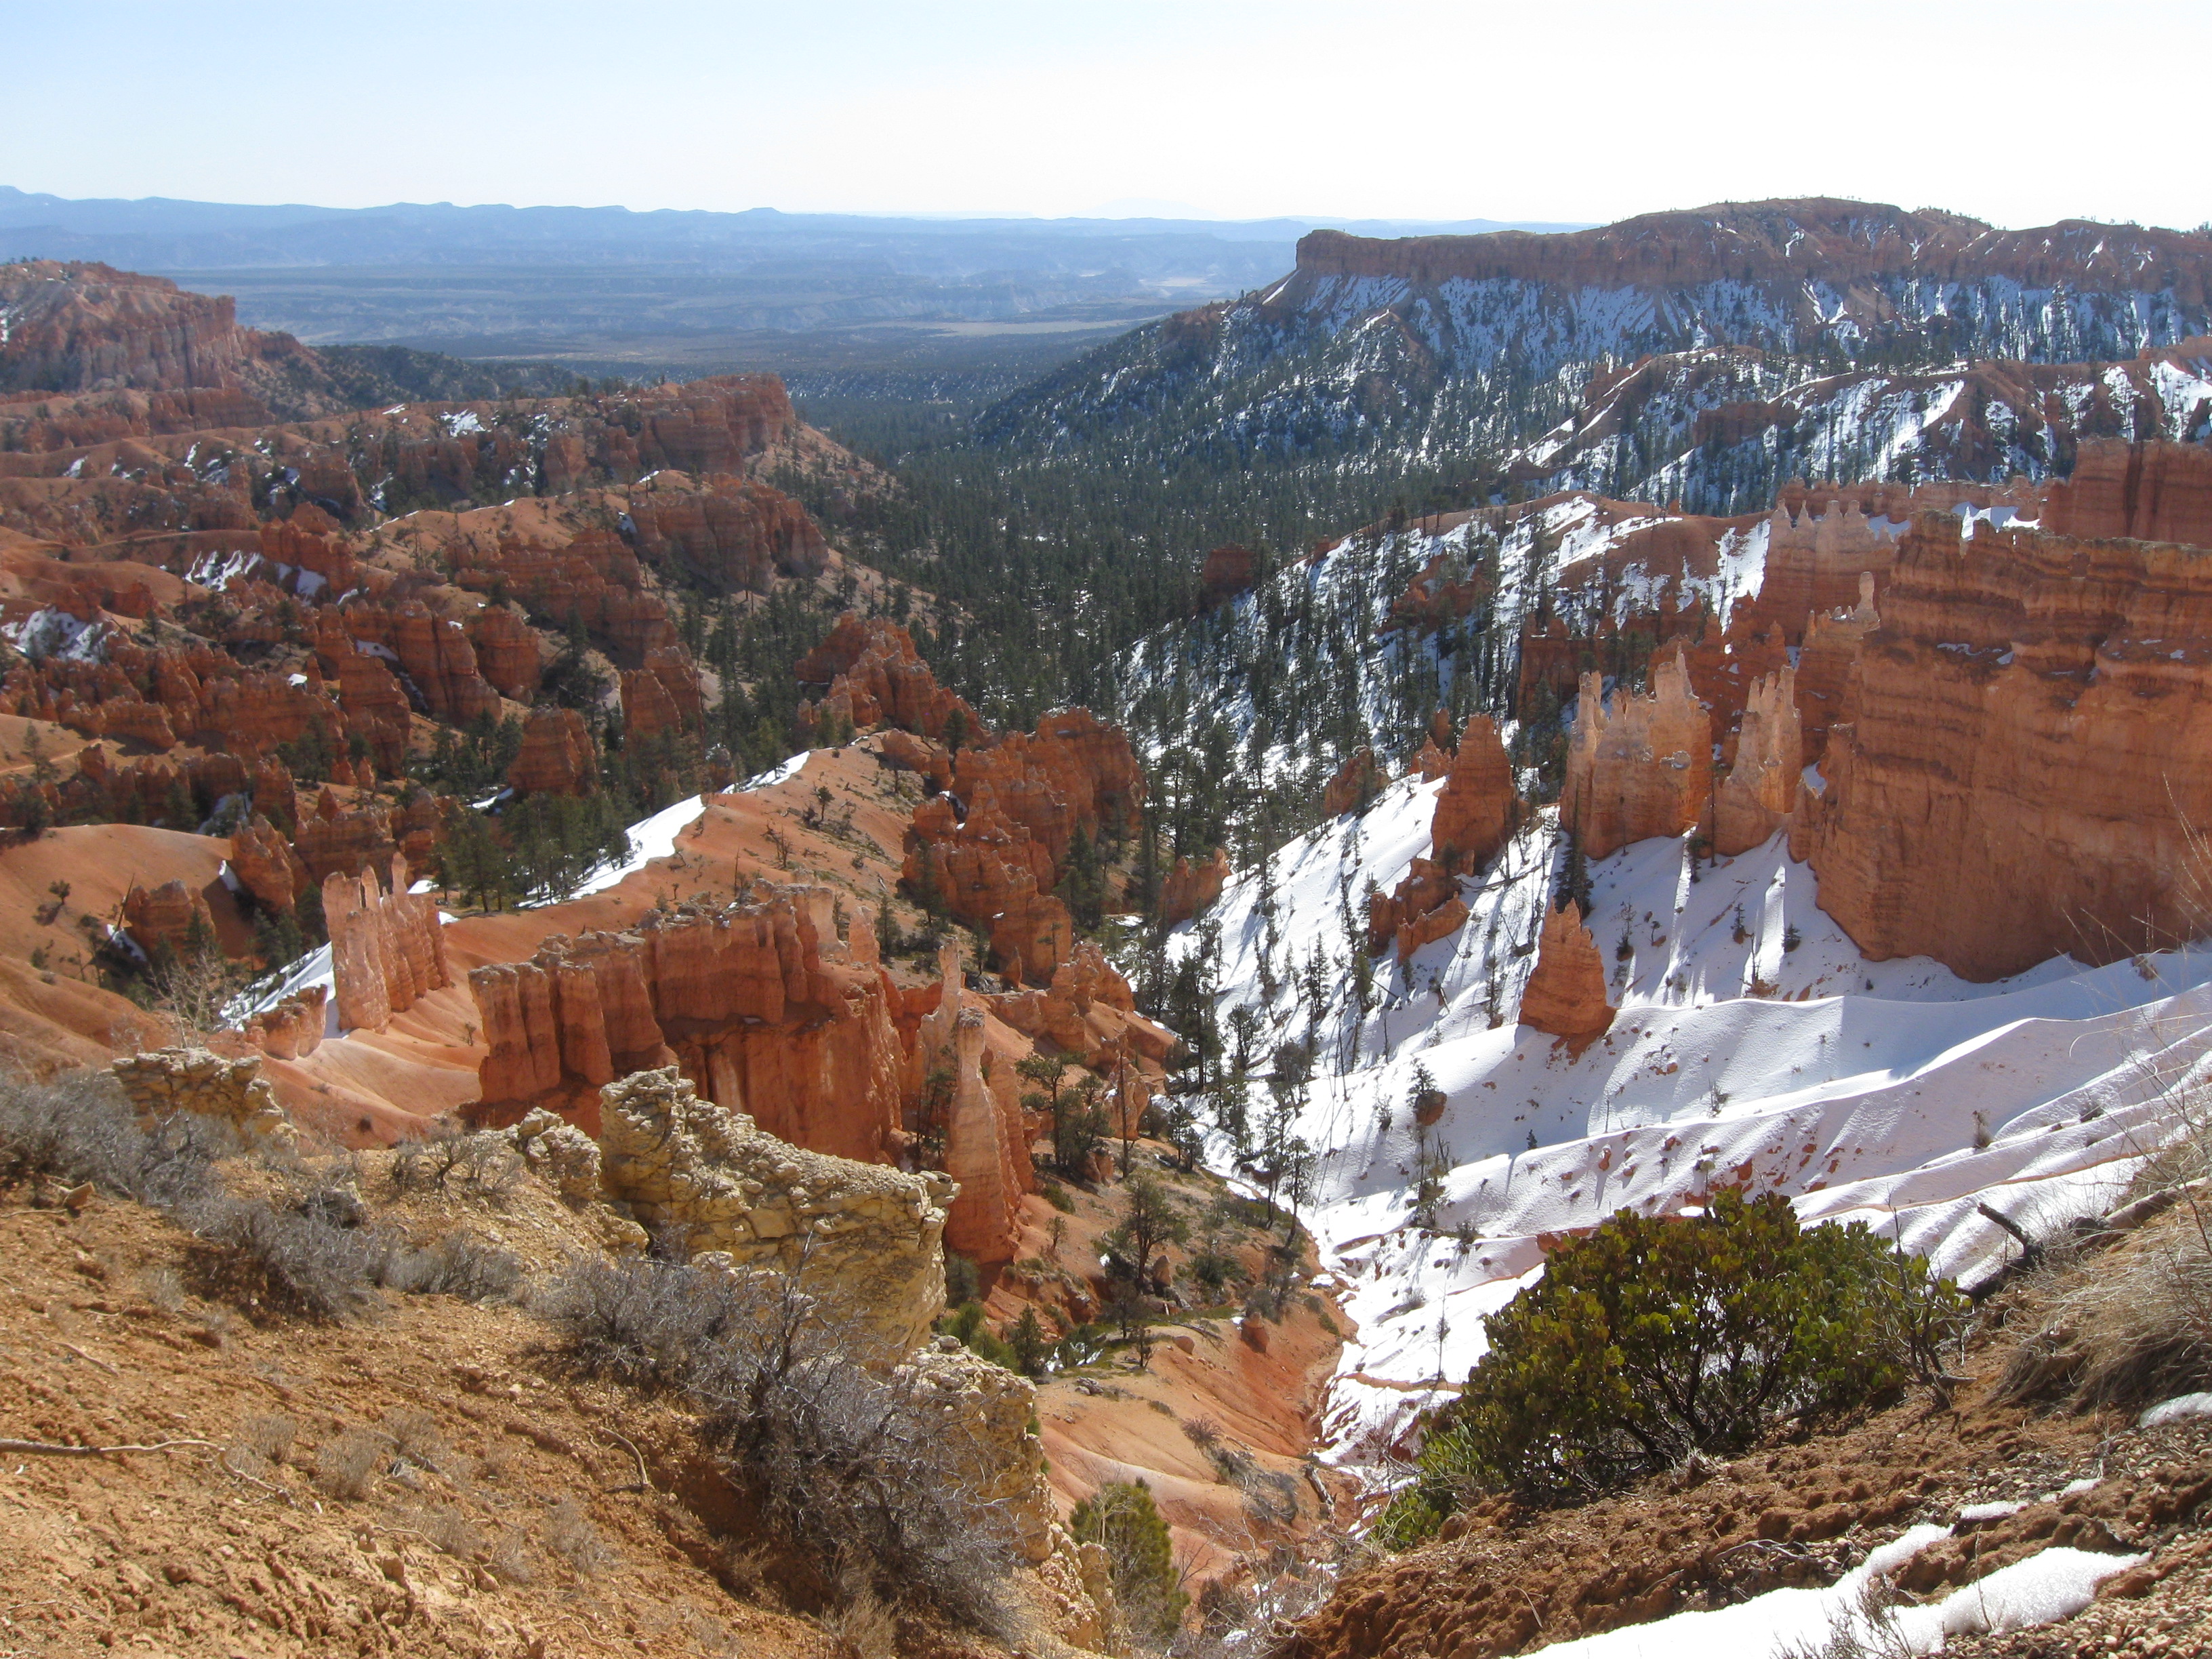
(1713, 665, 1803, 855)
(326, 855, 450, 1033)
(1431, 714, 1517, 873)
(1563, 647, 1713, 859)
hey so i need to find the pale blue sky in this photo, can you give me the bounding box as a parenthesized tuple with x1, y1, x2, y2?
(5, 0, 2203, 230)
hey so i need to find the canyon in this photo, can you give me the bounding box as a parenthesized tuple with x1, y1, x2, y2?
(11, 204, 2212, 1659)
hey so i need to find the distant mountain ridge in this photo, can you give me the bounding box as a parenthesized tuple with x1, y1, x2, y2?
(0, 185, 1577, 278)
(975, 198, 2212, 491)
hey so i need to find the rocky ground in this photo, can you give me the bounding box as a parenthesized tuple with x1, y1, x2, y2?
(0, 1168, 848, 1659)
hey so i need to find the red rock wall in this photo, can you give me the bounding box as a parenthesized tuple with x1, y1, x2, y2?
(468, 883, 906, 1164)
(1797, 498, 2212, 979)
(2043, 438, 2212, 548)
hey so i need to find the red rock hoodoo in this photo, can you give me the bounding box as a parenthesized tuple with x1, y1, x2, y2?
(1519, 901, 1616, 1042)
(325, 856, 450, 1033)
(1563, 647, 1713, 859)
(1713, 665, 1803, 856)
(468, 882, 906, 1161)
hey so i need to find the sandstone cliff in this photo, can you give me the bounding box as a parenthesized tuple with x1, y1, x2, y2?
(1563, 648, 1713, 860)
(1797, 459, 2212, 978)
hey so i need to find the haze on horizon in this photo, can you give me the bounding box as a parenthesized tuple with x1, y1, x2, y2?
(6, 0, 2207, 235)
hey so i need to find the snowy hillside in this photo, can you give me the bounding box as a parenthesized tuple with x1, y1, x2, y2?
(1504, 344, 2212, 516)
(1172, 774, 2212, 1470)
(1118, 499, 1769, 850)
(979, 204, 2212, 493)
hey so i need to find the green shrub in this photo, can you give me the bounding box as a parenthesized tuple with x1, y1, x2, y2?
(1400, 1190, 1965, 1520)
(1070, 1478, 1187, 1639)
(940, 1300, 1018, 1371)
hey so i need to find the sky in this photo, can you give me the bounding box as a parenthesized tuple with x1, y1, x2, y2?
(4, 0, 2206, 231)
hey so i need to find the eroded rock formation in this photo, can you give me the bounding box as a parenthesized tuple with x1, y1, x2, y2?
(111, 1046, 295, 1147)
(1713, 665, 1803, 855)
(1431, 715, 1517, 874)
(507, 706, 598, 796)
(1160, 847, 1231, 924)
(594, 1066, 949, 1357)
(325, 857, 449, 1033)
(1519, 901, 1615, 1042)
(902, 710, 1147, 984)
(796, 615, 979, 741)
(239, 987, 326, 1061)
(228, 815, 307, 914)
(1563, 648, 1713, 860)
(1797, 476, 2212, 978)
(1322, 748, 1385, 818)
(470, 882, 906, 1161)
(120, 877, 214, 956)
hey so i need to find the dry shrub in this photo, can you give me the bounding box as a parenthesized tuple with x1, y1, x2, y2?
(544, 1495, 614, 1574)
(417, 1504, 487, 1563)
(821, 1586, 898, 1659)
(478, 1436, 517, 1481)
(139, 1264, 186, 1317)
(388, 1130, 520, 1200)
(381, 1408, 446, 1470)
(542, 1255, 1016, 1632)
(487, 1528, 535, 1585)
(316, 1428, 386, 1500)
(0, 1067, 230, 1206)
(1999, 1201, 2212, 1408)
(237, 1411, 297, 1465)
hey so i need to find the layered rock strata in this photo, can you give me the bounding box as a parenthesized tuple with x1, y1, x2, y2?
(325, 857, 450, 1033)
(1563, 648, 1713, 860)
(594, 1067, 949, 1357)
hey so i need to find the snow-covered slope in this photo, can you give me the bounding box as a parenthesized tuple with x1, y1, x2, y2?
(1118, 500, 1766, 842)
(1504, 343, 2212, 516)
(1174, 775, 2212, 1468)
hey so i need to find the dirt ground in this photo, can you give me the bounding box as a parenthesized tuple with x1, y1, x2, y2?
(0, 1173, 969, 1659)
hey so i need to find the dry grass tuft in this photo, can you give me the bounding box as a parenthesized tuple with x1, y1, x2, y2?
(314, 1428, 387, 1500)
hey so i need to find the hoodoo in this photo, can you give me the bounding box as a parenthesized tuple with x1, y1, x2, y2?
(1563, 647, 1713, 860)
